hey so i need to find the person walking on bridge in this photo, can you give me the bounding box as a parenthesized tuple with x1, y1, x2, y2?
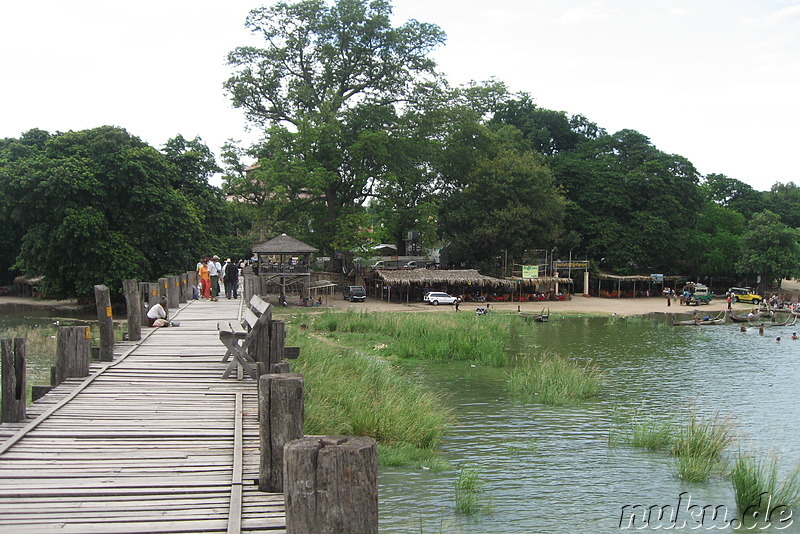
(196, 256, 211, 299)
(209, 255, 222, 302)
(224, 258, 239, 299)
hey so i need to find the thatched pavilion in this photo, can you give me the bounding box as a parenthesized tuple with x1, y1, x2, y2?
(374, 269, 515, 303)
(595, 273, 684, 298)
(251, 234, 318, 300)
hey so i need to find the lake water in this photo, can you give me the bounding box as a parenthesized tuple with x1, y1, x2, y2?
(4, 306, 799, 532)
(379, 314, 800, 533)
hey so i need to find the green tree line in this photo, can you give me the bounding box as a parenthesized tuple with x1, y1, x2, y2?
(3, 0, 800, 298)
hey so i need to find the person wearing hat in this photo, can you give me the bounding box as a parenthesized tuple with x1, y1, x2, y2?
(146, 297, 170, 327)
(224, 258, 239, 299)
(209, 255, 222, 301)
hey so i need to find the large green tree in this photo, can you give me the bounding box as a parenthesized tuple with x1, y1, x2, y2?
(550, 129, 702, 273)
(737, 210, 800, 292)
(0, 127, 236, 299)
(437, 113, 566, 270)
(224, 0, 446, 252)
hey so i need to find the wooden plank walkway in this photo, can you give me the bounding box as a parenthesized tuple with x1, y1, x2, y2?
(0, 298, 285, 533)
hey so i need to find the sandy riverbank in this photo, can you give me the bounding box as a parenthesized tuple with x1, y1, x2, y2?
(5, 278, 798, 318)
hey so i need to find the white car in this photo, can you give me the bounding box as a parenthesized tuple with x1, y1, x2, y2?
(423, 292, 458, 305)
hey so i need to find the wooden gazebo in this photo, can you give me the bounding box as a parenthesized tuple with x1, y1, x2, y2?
(252, 234, 318, 300)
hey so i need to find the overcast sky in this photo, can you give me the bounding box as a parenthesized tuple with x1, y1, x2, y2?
(2, 0, 799, 191)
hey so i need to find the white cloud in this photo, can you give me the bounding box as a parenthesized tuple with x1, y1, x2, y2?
(558, 1, 614, 25)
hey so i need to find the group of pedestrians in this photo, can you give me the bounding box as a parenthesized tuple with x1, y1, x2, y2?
(196, 255, 240, 301)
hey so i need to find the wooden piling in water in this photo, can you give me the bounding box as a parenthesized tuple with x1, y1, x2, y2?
(1, 337, 27, 423)
(123, 279, 142, 342)
(284, 436, 378, 534)
(94, 285, 114, 362)
(55, 326, 90, 385)
(258, 373, 304, 493)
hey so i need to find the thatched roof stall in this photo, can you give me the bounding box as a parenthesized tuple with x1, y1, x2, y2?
(595, 273, 682, 298)
(376, 269, 513, 287)
(374, 269, 514, 303)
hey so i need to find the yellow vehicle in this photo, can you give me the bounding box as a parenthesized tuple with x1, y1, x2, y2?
(728, 287, 762, 305)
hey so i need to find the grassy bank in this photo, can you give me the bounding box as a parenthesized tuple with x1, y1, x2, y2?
(286, 328, 453, 468)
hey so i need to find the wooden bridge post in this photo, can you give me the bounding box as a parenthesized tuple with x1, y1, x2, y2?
(268, 320, 285, 365)
(179, 273, 188, 303)
(158, 277, 169, 303)
(167, 276, 180, 309)
(140, 283, 159, 327)
(258, 373, 304, 493)
(269, 361, 290, 373)
(94, 285, 114, 362)
(188, 271, 198, 299)
(284, 436, 378, 534)
(138, 282, 150, 327)
(243, 276, 253, 303)
(1, 338, 27, 423)
(122, 279, 142, 342)
(55, 326, 91, 385)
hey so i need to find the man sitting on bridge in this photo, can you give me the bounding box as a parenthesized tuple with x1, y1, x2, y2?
(146, 297, 171, 327)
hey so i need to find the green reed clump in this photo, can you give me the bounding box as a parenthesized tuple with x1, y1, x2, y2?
(730, 453, 800, 517)
(507, 352, 603, 405)
(671, 410, 734, 481)
(454, 465, 490, 515)
(287, 330, 452, 466)
(311, 311, 509, 366)
(671, 410, 734, 459)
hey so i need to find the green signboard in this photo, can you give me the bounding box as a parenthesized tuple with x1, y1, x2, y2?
(522, 265, 539, 279)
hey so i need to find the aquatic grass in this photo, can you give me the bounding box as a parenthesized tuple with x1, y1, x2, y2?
(379, 444, 450, 471)
(310, 310, 510, 366)
(507, 351, 604, 405)
(674, 453, 723, 482)
(609, 408, 674, 450)
(501, 439, 538, 456)
(610, 406, 735, 482)
(287, 330, 452, 463)
(670, 410, 734, 482)
(671, 410, 734, 460)
(730, 453, 800, 516)
(454, 465, 491, 515)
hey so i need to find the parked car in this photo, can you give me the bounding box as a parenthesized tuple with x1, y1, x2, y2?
(423, 292, 458, 305)
(343, 285, 366, 302)
(728, 287, 762, 305)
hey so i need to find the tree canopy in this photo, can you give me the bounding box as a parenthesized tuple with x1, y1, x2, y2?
(224, 0, 446, 251)
(0, 127, 246, 298)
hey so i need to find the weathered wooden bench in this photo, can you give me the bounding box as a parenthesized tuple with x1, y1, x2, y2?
(218, 295, 272, 380)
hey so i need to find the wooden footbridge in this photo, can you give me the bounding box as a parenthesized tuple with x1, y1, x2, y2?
(0, 297, 286, 533)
